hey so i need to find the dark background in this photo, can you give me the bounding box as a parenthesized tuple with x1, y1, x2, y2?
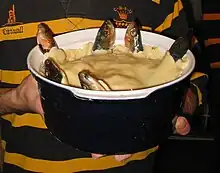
(154, 139, 215, 173)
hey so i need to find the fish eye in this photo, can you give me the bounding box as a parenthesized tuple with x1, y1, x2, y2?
(85, 74, 90, 80)
(104, 25, 109, 31)
(131, 29, 136, 37)
(104, 30, 109, 35)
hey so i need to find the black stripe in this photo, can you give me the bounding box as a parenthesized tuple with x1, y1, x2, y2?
(0, 1, 11, 26)
(65, 0, 179, 30)
(199, 21, 220, 39)
(161, 10, 188, 39)
(191, 42, 210, 74)
(60, 0, 70, 11)
(1, 119, 91, 161)
(2, 163, 36, 173)
(204, 44, 220, 63)
(0, 38, 35, 71)
(202, 1, 220, 13)
(182, 0, 198, 27)
(0, 31, 69, 71)
(0, 82, 18, 88)
(0, 0, 66, 26)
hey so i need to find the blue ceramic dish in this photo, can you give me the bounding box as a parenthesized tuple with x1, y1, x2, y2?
(27, 29, 195, 154)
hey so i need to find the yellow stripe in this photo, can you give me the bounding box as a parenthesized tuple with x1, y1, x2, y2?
(205, 38, 220, 47)
(0, 70, 30, 84)
(191, 36, 198, 47)
(190, 72, 207, 81)
(68, 18, 103, 30)
(210, 62, 220, 69)
(155, 0, 183, 33)
(2, 113, 47, 129)
(190, 72, 208, 105)
(152, 0, 160, 4)
(191, 83, 202, 105)
(4, 146, 158, 173)
(142, 26, 152, 31)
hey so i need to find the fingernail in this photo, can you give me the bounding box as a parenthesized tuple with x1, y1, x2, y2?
(114, 154, 131, 162)
(176, 117, 187, 129)
(177, 123, 191, 135)
(91, 153, 103, 159)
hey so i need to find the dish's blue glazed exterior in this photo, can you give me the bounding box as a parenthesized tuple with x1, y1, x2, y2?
(34, 74, 188, 154)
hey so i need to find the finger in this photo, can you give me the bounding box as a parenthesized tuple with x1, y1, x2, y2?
(184, 96, 193, 114)
(91, 153, 104, 159)
(177, 124, 190, 136)
(175, 117, 191, 135)
(183, 89, 197, 115)
(114, 154, 132, 162)
(175, 116, 187, 129)
(172, 115, 178, 124)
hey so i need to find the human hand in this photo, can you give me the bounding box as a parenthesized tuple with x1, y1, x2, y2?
(173, 116, 191, 135)
(15, 75, 44, 115)
(172, 86, 198, 136)
(91, 153, 132, 162)
(182, 87, 198, 115)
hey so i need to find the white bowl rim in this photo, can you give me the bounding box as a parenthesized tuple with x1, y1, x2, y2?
(27, 28, 195, 100)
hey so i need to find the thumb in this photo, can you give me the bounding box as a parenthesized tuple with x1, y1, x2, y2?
(175, 116, 191, 135)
